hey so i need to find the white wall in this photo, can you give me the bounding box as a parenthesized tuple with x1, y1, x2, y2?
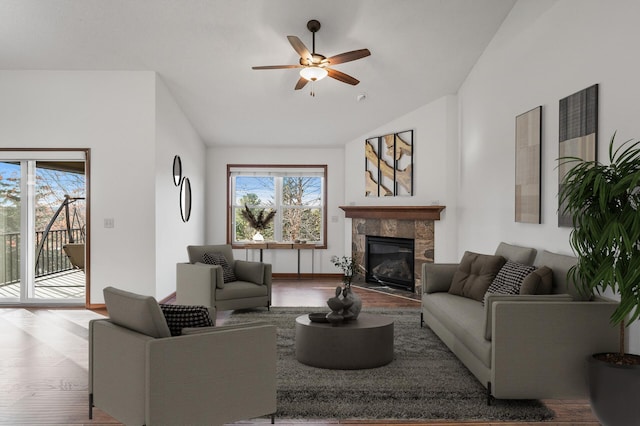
(155, 77, 207, 299)
(0, 70, 205, 303)
(344, 95, 459, 262)
(206, 146, 345, 274)
(457, 0, 640, 353)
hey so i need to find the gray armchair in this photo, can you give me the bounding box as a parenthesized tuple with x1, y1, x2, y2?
(89, 286, 277, 426)
(177, 244, 272, 311)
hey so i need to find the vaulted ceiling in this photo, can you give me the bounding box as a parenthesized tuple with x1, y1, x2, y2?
(0, 0, 516, 147)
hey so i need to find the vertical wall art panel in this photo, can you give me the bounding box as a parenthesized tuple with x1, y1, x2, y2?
(558, 84, 598, 227)
(364, 130, 413, 197)
(515, 106, 542, 223)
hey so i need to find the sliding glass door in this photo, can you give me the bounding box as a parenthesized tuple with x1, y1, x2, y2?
(0, 161, 22, 300)
(0, 151, 87, 305)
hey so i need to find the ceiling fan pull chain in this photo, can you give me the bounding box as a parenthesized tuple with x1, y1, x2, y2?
(310, 80, 315, 97)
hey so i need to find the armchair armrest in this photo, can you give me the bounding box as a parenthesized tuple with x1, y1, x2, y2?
(234, 260, 268, 285)
(176, 263, 223, 306)
(491, 298, 619, 399)
(422, 263, 459, 293)
(145, 323, 277, 426)
(89, 319, 154, 426)
(181, 320, 269, 335)
(234, 260, 272, 295)
(483, 293, 573, 340)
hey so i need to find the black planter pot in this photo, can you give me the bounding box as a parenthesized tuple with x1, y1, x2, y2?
(587, 353, 640, 425)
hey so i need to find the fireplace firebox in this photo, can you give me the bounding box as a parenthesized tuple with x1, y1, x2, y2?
(365, 235, 415, 291)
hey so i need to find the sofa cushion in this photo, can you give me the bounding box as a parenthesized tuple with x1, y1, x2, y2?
(520, 266, 553, 295)
(494, 242, 537, 266)
(235, 260, 265, 285)
(159, 304, 214, 336)
(103, 286, 171, 338)
(423, 292, 491, 368)
(449, 251, 506, 302)
(202, 252, 237, 283)
(216, 281, 269, 301)
(535, 250, 589, 300)
(485, 261, 537, 302)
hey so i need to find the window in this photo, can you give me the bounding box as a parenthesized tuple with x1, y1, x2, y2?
(227, 165, 327, 248)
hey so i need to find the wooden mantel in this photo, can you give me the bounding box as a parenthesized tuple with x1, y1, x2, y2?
(339, 205, 445, 221)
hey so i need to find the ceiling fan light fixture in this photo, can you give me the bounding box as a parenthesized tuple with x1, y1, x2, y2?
(300, 66, 328, 82)
(253, 19, 370, 91)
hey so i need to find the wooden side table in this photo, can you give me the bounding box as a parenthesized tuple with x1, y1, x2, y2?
(241, 243, 315, 278)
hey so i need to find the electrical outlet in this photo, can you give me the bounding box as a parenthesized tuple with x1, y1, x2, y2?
(104, 218, 114, 228)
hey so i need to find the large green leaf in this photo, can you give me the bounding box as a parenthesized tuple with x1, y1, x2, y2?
(559, 134, 640, 329)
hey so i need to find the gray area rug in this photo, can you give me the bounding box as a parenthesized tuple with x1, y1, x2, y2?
(226, 307, 555, 422)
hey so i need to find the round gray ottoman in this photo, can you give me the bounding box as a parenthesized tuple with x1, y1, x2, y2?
(295, 313, 394, 369)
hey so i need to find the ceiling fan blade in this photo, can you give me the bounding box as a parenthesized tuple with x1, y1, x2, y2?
(252, 65, 302, 70)
(327, 49, 371, 65)
(327, 68, 360, 85)
(287, 35, 311, 60)
(294, 77, 309, 90)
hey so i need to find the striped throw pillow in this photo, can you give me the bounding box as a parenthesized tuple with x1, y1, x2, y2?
(202, 251, 237, 283)
(485, 261, 536, 303)
(160, 304, 214, 336)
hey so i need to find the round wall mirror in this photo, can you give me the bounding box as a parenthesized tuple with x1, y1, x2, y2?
(173, 155, 182, 186)
(180, 177, 192, 222)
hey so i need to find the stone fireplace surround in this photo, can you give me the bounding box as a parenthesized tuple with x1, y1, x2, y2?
(339, 206, 445, 295)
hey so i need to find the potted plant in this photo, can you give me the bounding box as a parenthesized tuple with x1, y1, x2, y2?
(330, 255, 362, 319)
(559, 133, 640, 425)
(330, 255, 357, 287)
(240, 204, 276, 241)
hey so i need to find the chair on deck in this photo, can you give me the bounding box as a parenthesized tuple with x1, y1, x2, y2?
(63, 243, 85, 270)
(89, 286, 277, 426)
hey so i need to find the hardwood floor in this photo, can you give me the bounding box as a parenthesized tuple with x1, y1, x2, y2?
(0, 278, 599, 425)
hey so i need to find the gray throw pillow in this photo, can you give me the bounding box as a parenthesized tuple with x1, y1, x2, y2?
(202, 251, 237, 283)
(449, 251, 506, 302)
(484, 261, 537, 303)
(520, 265, 553, 295)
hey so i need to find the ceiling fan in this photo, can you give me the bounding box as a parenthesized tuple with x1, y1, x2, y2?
(252, 19, 371, 95)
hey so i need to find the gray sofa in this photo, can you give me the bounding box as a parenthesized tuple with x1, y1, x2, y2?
(421, 242, 619, 400)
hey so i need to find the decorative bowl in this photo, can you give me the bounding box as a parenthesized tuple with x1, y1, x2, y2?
(308, 312, 329, 323)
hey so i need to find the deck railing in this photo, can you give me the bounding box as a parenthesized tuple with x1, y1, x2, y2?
(1, 229, 84, 286)
(2, 233, 19, 286)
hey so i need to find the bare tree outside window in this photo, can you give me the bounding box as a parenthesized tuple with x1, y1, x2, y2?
(0, 163, 85, 234)
(282, 176, 321, 241)
(35, 166, 86, 233)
